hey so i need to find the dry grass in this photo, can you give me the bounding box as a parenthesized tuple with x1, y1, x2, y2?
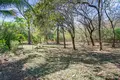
(0, 42, 120, 80)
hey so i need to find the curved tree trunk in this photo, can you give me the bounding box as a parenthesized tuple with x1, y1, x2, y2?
(69, 26, 76, 50)
(90, 32, 95, 46)
(105, 8, 116, 48)
(86, 27, 95, 46)
(71, 36, 76, 50)
(90, 34, 95, 46)
(70, 32, 76, 50)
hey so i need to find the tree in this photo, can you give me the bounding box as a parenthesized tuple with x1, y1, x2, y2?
(104, 0, 120, 47)
(56, 24, 60, 44)
(76, 0, 104, 50)
(0, 0, 35, 45)
(31, 0, 63, 44)
(62, 27, 66, 48)
(58, 3, 76, 50)
(24, 11, 33, 44)
(57, 18, 66, 48)
(75, 4, 96, 46)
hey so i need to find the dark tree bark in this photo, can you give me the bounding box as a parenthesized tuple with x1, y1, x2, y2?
(62, 27, 66, 48)
(71, 36, 76, 50)
(86, 26, 95, 46)
(90, 32, 95, 46)
(45, 35, 48, 44)
(98, 0, 102, 50)
(28, 26, 31, 45)
(98, 12, 102, 50)
(69, 29, 76, 50)
(111, 23, 115, 48)
(71, 24, 76, 50)
(56, 26, 60, 44)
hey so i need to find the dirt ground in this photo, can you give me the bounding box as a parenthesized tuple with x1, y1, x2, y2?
(0, 42, 120, 80)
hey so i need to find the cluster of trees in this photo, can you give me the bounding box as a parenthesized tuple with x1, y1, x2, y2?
(0, 0, 120, 51)
(29, 0, 120, 50)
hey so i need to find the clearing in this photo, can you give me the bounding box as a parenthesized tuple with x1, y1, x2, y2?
(0, 43, 120, 80)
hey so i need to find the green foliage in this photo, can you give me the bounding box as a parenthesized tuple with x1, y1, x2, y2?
(102, 29, 113, 40)
(101, 28, 120, 41)
(0, 18, 27, 52)
(11, 41, 19, 52)
(115, 28, 120, 40)
(23, 0, 66, 44)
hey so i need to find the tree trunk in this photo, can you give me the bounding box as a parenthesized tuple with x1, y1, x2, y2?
(45, 35, 48, 44)
(71, 36, 76, 50)
(28, 26, 31, 45)
(98, 0, 102, 50)
(62, 27, 66, 48)
(72, 37, 76, 50)
(90, 32, 95, 46)
(56, 26, 60, 44)
(105, 7, 116, 48)
(71, 25, 76, 50)
(112, 25, 115, 48)
(84, 31, 90, 45)
(98, 15, 102, 50)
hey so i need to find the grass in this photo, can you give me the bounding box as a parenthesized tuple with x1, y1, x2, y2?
(0, 42, 120, 80)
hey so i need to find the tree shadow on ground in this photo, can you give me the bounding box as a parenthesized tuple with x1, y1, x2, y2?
(0, 54, 38, 80)
(46, 49, 120, 65)
(0, 49, 120, 80)
(0, 52, 70, 80)
(26, 61, 69, 78)
(26, 49, 120, 79)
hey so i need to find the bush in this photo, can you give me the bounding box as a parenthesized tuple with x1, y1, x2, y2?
(11, 41, 19, 52)
(115, 28, 120, 40)
(0, 40, 9, 53)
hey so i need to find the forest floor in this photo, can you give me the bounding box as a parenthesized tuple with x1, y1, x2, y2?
(0, 42, 120, 80)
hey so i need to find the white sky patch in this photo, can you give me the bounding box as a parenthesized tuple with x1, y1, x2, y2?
(112, 0, 120, 2)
